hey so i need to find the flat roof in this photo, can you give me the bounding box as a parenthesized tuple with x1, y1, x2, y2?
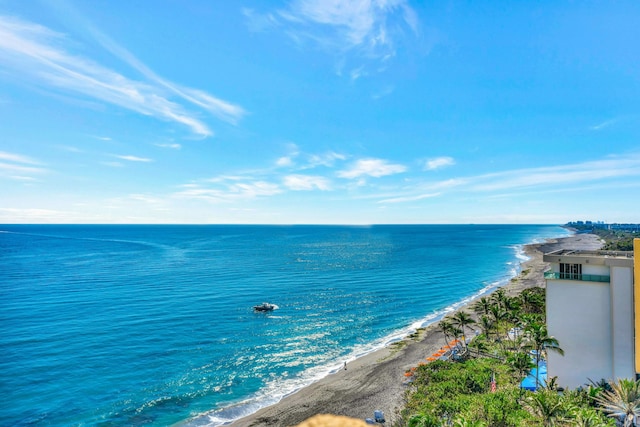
(544, 249, 634, 259)
(543, 249, 634, 267)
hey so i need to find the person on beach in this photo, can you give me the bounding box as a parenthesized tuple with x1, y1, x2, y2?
(344, 361, 347, 370)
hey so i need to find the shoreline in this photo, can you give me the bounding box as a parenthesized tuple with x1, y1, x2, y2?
(224, 233, 603, 427)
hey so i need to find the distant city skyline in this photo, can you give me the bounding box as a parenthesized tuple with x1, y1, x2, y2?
(1, 1, 639, 224)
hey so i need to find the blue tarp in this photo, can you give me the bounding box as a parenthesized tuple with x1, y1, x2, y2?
(520, 361, 547, 391)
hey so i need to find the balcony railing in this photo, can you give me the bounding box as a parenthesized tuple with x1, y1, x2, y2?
(544, 272, 610, 283)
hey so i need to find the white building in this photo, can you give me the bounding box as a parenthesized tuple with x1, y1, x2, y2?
(543, 239, 639, 389)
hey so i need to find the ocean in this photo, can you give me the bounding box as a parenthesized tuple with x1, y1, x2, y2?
(0, 224, 570, 426)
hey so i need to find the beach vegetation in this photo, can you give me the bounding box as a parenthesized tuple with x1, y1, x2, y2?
(472, 297, 492, 317)
(451, 311, 476, 348)
(399, 285, 614, 427)
(476, 316, 494, 341)
(523, 388, 573, 426)
(567, 224, 637, 251)
(522, 323, 564, 389)
(592, 378, 640, 427)
(506, 351, 535, 387)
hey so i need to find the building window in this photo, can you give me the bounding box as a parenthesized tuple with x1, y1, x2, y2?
(560, 263, 582, 280)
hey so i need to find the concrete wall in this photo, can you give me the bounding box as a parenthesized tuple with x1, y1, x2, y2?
(583, 265, 610, 276)
(635, 239, 640, 375)
(547, 280, 612, 388)
(610, 266, 635, 379)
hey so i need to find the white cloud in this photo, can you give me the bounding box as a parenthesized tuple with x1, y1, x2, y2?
(248, 0, 418, 76)
(174, 178, 282, 203)
(277, 156, 294, 167)
(469, 155, 640, 192)
(305, 151, 346, 168)
(242, 8, 280, 32)
(371, 85, 394, 100)
(382, 154, 640, 204)
(283, 174, 331, 190)
(114, 155, 153, 162)
(283, 0, 415, 52)
(337, 158, 406, 178)
(0, 151, 41, 165)
(155, 143, 182, 150)
(347, 153, 640, 209)
(590, 118, 619, 131)
(101, 161, 124, 168)
(0, 151, 48, 178)
(0, 15, 245, 137)
(424, 156, 455, 170)
(0, 207, 71, 222)
(378, 192, 440, 204)
(230, 181, 281, 197)
(8, 175, 38, 182)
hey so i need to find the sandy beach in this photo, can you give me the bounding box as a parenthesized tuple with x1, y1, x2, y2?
(229, 233, 604, 427)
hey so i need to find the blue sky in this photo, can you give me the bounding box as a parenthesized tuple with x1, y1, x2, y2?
(1, 0, 639, 224)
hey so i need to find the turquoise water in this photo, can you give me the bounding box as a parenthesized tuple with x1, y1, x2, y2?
(0, 225, 570, 426)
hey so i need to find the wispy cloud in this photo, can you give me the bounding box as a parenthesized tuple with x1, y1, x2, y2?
(276, 156, 295, 167)
(590, 118, 619, 131)
(0, 15, 244, 137)
(383, 154, 640, 204)
(275, 143, 301, 167)
(371, 85, 394, 100)
(155, 143, 182, 150)
(283, 0, 417, 51)
(174, 180, 282, 203)
(378, 192, 441, 204)
(337, 158, 406, 178)
(101, 161, 124, 168)
(0, 151, 42, 165)
(0, 207, 71, 222)
(303, 151, 346, 169)
(469, 156, 640, 192)
(245, 0, 418, 77)
(0, 151, 48, 179)
(424, 156, 455, 170)
(114, 155, 153, 162)
(283, 174, 331, 190)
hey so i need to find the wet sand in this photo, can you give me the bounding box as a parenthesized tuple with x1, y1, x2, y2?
(229, 233, 603, 427)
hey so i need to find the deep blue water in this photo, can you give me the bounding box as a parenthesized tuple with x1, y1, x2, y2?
(0, 224, 570, 426)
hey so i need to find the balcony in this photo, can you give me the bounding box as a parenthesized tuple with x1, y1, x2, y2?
(544, 272, 610, 283)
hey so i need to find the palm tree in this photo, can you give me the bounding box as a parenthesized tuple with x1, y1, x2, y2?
(467, 338, 488, 357)
(439, 319, 455, 350)
(593, 378, 640, 427)
(439, 320, 463, 353)
(520, 288, 545, 315)
(488, 305, 508, 348)
(477, 315, 494, 340)
(524, 389, 572, 426)
(523, 323, 564, 389)
(451, 311, 476, 347)
(473, 297, 492, 317)
(503, 295, 522, 314)
(491, 288, 507, 309)
(507, 351, 535, 389)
